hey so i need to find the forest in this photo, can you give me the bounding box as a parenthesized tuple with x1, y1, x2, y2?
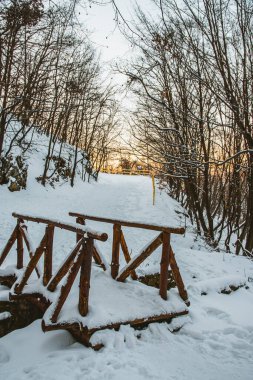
(0, 2, 253, 379)
(1, 0, 253, 255)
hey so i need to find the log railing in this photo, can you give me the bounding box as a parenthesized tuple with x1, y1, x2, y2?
(0, 213, 108, 321)
(69, 212, 189, 305)
(0, 210, 189, 330)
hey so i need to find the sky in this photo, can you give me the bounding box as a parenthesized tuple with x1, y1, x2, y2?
(80, 1, 134, 64)
(78, 1, 159, 70)
(76, 0, 158, 148)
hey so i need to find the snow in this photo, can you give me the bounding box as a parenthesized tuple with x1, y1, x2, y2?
(0, 312, 11, 321)
(43, 270, 187, 329)
(0, 133, 253, 379)
(188, 275, 246, 295)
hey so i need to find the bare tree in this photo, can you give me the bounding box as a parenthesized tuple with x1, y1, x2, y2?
(120, 0, 253, 255)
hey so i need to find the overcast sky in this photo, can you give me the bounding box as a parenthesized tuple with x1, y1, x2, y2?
(76, 0, 158, 113)
(79, 1, 158, 63)
(76, 1, 158, 145)
(81, 1, 132, 64)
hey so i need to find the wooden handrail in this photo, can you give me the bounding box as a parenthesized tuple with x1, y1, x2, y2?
(69, 212, 185, 234)
(12, 213, 108, 242)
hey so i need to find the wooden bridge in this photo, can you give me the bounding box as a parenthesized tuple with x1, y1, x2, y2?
(0, 212, 189, 348)
(100, 168, 152, 176)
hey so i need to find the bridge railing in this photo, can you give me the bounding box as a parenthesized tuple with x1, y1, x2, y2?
(0, 213, 108, 319)
(69, 212, 189, 305)
(0, 210, 189, 333)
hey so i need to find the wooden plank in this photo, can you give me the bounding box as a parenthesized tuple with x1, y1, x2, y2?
(50, 250, 83, 323)
(47, 238, 83, 292)
(78, 239, 93, 316)
(120, 231, 137, 280)
(14, 234, 47, 295)
(159, 232, 170, 300)
(43, 309, 189, 348)
(43, 225, 54, 286)
(117, 233, 163, 282)
(88, 309, 189, 335)
(12, 213, 108, 242)
(69, 212, 185, 235)
(169, 246, 190, 306)
(0, 226, 18, 266)
(111, 224, 121, 279)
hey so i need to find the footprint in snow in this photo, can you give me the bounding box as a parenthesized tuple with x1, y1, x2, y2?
(90, 325, 138, 350)
(205, 307, 230, 320)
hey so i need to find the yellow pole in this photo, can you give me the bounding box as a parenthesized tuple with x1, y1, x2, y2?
(151, 173, 155, 206)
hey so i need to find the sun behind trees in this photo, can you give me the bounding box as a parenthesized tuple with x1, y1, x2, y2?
(0, 0, 119, 187)
(118, 0, 253, 256)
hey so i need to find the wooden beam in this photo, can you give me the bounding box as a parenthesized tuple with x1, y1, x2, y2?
(43, 225, 54, 286)
(169, 246, 190, 306)
(120, 231, 137, 280)
(14, 234, 47, 295)
(12, 213, 108, 242)
(19, 224, 41, 278)
(93, 244, 107, 271)
(159, 232, 170, 300)
(117, 233, 163, 282)
(78, 239, 93, 316)
(69, 212, 185, 235)
(0, 226, 18, 266)
(42, 309, 189, 348)
(111, 224, 121, 279)
(47, 238, 83, 292)
(88, 309, 189, 335)
(50, 250, 83, 323)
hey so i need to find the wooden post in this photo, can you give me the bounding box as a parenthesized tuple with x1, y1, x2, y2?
(111, 223, 121, 279)
(76, 217, 85, 243)
(17, 220, 24, 269)
(43, 225, 54, 286)
(159, 232, 170, 300)
(78, 238, 93, 316)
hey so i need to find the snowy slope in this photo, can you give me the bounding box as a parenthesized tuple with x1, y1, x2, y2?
(0, 152, 253, 379)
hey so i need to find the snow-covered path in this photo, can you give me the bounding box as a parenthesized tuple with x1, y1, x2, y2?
(0, 173, 253, 380)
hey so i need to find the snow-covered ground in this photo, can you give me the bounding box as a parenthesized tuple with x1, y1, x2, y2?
(0, 151, 253, 379)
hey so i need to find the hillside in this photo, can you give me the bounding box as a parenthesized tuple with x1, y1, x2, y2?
(0, 144, 253, 379)
(1, 1, 253, 378)
(0, 173, 253, 378)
